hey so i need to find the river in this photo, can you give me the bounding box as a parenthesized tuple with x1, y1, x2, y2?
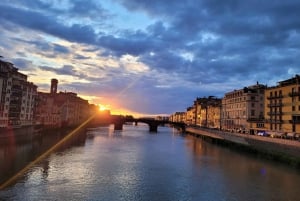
(1, 124, 300, 201)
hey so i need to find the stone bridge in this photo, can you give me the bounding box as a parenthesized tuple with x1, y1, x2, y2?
(111, 115, 185, 132)
(88, 113, 185, 132)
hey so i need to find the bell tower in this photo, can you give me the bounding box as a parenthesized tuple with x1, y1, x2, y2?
(50, 78, 58, 94)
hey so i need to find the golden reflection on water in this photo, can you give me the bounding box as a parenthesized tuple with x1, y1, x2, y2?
(0, 114, 95, 190)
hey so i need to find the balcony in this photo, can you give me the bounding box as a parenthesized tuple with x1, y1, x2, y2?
(267, 111, 283, 116)
(288, 91, 300, 97)
(266, 119, 283, 124)
(267, 95, 283, 99)
(289, 120, 300, 124)
(267, 103, 283, 107)
(289, 116, 300, 124)
(247, 118, 264, 122)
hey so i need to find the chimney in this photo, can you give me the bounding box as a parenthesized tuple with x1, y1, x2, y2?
(50, 78, 58, 94)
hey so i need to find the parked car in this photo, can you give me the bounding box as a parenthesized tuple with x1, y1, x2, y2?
(257, 131, 269, 137)
(269, 131, 286, 138)
(286, 132, 295, 139)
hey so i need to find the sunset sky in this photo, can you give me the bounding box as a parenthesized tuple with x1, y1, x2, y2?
(0, 0, 299, 116)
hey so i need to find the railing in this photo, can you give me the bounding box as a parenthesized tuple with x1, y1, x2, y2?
(288, 92, 300, 97)
(265, 119, 283, 123)
(267, 111, 283, 115)
(267, 103, 283, 107)
(247, 118, 264, 122)
(267, 95, 283, 99)
(289, 120, 300, 124)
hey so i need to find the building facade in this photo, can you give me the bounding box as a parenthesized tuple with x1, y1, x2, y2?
(35, 79, 90, 128)
(0, 59, 37, 128)
(221, 83, 266, 133)
(185, 106, 195, 125)
(193, 96, 221, 128)
(170, 112, 186, 123)
(265, 75, 300, 135)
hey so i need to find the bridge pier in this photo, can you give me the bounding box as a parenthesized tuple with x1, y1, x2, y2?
(149, 123, 158, 132)
(114, 122, 123, 130)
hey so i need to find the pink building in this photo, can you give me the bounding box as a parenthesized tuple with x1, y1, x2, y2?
(35, 79, 90, 128)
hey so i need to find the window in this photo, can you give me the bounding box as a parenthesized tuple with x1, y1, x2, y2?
(257, 123, 264, 128)
(292, 106, 295, 111)
(251, 110, 255, 116)
(292, 88, 296, 102)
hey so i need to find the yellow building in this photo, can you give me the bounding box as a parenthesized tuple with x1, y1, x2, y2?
(170, 112, 186, 123)
(193, 96, 221, 128)
(185, 106, 195, 125)
(265, 75, 300, 135)
(207, 105, 221, 129)
(222, 83, 266, 133)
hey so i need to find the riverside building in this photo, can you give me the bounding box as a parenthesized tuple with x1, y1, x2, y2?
(265, 75, 300, 136)
(185, 106, 195, 125)
(193, 96, 222, 128)
(221, 83, 266, 133)
(35, 79, 90, 128)
(0, 59, 37, 128)
(169, 112, 186, 123)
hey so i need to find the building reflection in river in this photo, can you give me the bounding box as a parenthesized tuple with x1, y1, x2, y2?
(0, 128, 88, 187)
(184, 134, 300, 200)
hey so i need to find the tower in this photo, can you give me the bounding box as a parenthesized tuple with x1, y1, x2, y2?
(50, 78, 58, 94)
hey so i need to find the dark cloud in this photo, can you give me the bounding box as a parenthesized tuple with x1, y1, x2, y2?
(139, 50, 188, 71)
(74, 54, 91, 60)
(39, 65, 77, 77)
(69, 0, 110, 19)
(0, 4, 98, 44)
(11, 58, 35, 71)
(1, 0, 300, 114)
(53, 44, 70, 54)
(97, 32, 155, 56)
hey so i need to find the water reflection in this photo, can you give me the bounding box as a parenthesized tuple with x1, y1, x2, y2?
(184, 135, 300, 201)
(1, 125, 300, 201)
(0, 128, 88, 187)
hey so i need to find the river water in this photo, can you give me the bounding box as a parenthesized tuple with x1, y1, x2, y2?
(1, 124, 300, 201)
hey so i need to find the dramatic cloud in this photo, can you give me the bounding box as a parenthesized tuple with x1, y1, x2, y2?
(0, 0, 299, 115)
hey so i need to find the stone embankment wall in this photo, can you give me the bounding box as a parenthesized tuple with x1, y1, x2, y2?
(186, 126, 300, 163)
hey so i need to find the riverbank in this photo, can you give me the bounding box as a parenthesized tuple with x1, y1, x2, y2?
(0, 115, 97, 145)
(0, 125, 76, 145)
(0, 116, 95, 189)
(186, 126, 300, 167)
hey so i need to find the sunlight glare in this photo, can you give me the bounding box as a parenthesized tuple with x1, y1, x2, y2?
(98, 104, 110, 111)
